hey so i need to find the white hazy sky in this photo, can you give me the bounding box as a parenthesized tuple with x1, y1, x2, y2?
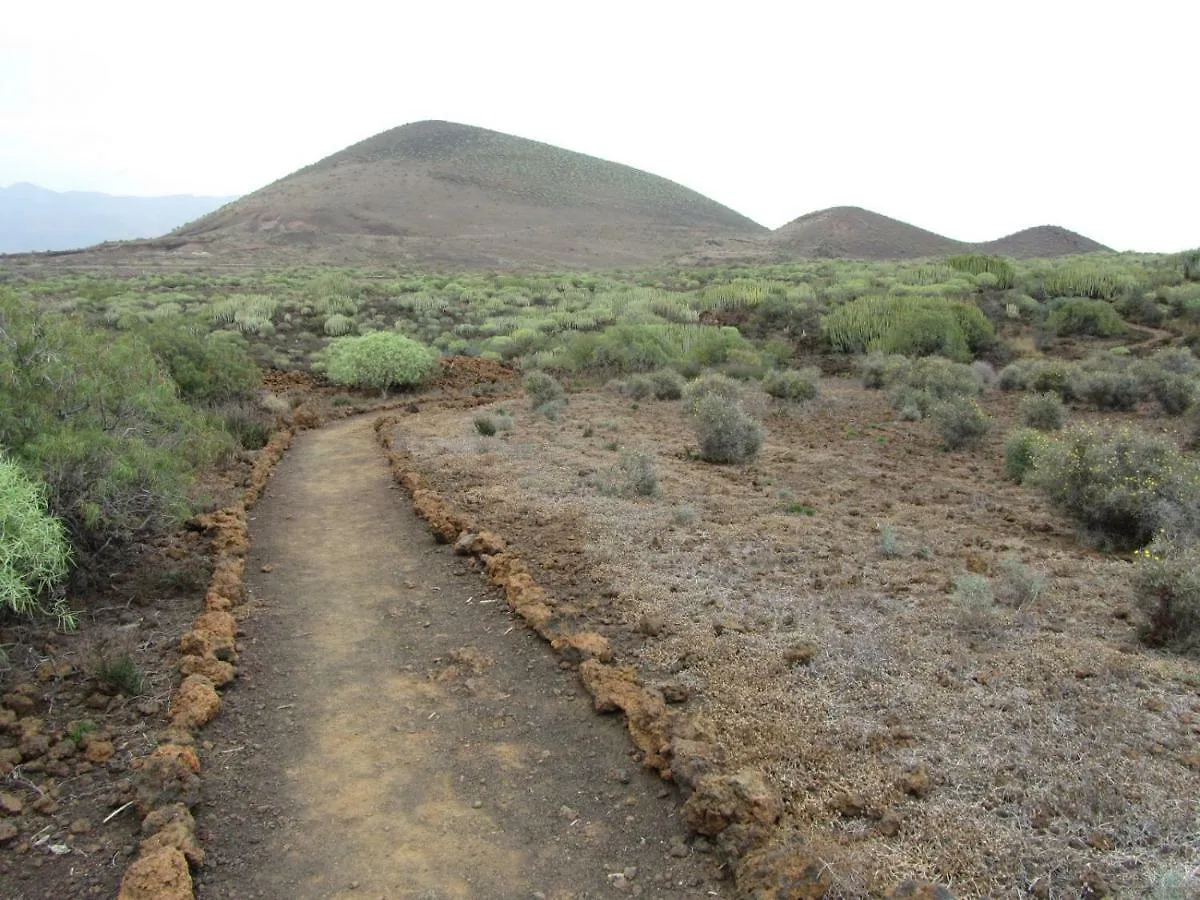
(2, 1, 1196, 252)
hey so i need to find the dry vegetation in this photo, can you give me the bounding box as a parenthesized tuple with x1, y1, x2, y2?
(389, 380, 1200, 897)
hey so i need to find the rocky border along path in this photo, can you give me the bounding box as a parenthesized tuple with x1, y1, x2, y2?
(188, 414, 730, 898)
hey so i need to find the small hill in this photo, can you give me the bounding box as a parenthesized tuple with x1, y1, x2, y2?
(677, 206, 1109, 264)
(979, 225, 1109, 258)
(0, 183, 235, 254)
(769, 206, 964, 259)
(167, 120, 767, 268)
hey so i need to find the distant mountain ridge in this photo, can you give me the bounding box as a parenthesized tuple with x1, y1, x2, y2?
(0, 183, 236, 254)
(5, 122, 1113, 267)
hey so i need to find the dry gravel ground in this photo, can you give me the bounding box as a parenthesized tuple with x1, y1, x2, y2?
(391, 379, 1200, 898)
(194, 416, 727, 899)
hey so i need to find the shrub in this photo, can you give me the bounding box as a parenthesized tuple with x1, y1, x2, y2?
(997, 362, 1030, 392)
(822, 295, 992, 361)
(903, 356, 982, 401)
(1021, 393, 1067, 431)
(995, 556, 1046, 607)
(1075, 370, 1143, 411)
(216, 400, 273, 450)
(135, 320, 260, 404)
(324, 332, 436, 396)
(650, 369, 684, 400)
(0, 456, 73, 627)
(971, 360, 997, 388)
(1186, 405, 1200, 451)
(682, 372, 742, 413)
(859, 353, 910, 389)
(473, 411, 514, 436)
(599, 450, 660, 498)
(693, 394, 763, 464)
(524, 371, 564, 413)
(1147, 372, 1197, 416)
(1, 291, 233, 563)
(623, 374, 655, 401)
(1026, 426, 1200, 549)
(1135, 535, 1200, 649)
(324, 313, 357, 336)
(930, 397, 990, 449)
(954, 573, 996, 631)
(1045, 298, 1126, 337)
(1004, 428, 1048, 483)
(1003, 359, 1081, 400)
(945, 254, 1017, 290)
(762, 367, 820, 402)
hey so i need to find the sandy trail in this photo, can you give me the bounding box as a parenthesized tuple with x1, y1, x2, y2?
(194, 416, 724, 899)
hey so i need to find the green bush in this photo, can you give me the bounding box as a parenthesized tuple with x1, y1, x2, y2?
(859, 353, 911, 389)
(1076, 370, 1143, 411)
(692, 394, 763, 464)
(930, 397, 990, 449)
(762, 367, 820, 402)
(1004, 428, 1048, 483)
(1135, 535, 1200, 649)
(888, 357, 980, 417)
(1045, 298, 1126, 337)
(650, 369, 684, 400)
(1026, 426, 1200, 549)
(135, 320, 260, 404)
(524, 371, 564, 411)
(0, 456, 73, 627)
(1, 291, 233, 561)
(1145, 372, 1198, 416)
(997, 362, 1030, 392)
(324, 332, 436, 395)
(822, 295, 992, 361)
(623, 374, 655, 401)
(682, 372, 742, 413)
(1021, 392, 1067, 431)
(945, 254, 1016, 290)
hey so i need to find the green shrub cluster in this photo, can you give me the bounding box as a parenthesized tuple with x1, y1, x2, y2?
(1134, 534, 1200, 649)
(1004, 428, 1049, 482)
(822, 295, 992, 361)
(1025, 425, 1200, 549)
(324, 332, 437, 395)
(1, 290, 233, 563)
(886, 356, 981, 419)
(1044, 298, 1126, 337)
(650, 369, 684, 400)
(1020, 392, 1067, 431)
(691, 393, 763, 464)
(930, 397, 991, 449)
(0, 455, 73, 627)
(859, 353, 911, 389)
(762, 367, 820, 402)
(134, 319, 260, 404)
(945, 254, 1016, 290)
(523, 371, 564, 418)
(682, 372, 742, 413)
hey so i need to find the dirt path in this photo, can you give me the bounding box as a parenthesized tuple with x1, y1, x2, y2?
(194, 417, 725, 899)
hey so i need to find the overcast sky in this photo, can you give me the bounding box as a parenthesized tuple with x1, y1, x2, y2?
(2, 1, 1196, 252)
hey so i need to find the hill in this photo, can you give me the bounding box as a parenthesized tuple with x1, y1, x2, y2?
(677, 206, 1109, 264)
(978, 225, 1109, 258)
(165, 120, 767, 268)
(0, 183, 235, 254)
